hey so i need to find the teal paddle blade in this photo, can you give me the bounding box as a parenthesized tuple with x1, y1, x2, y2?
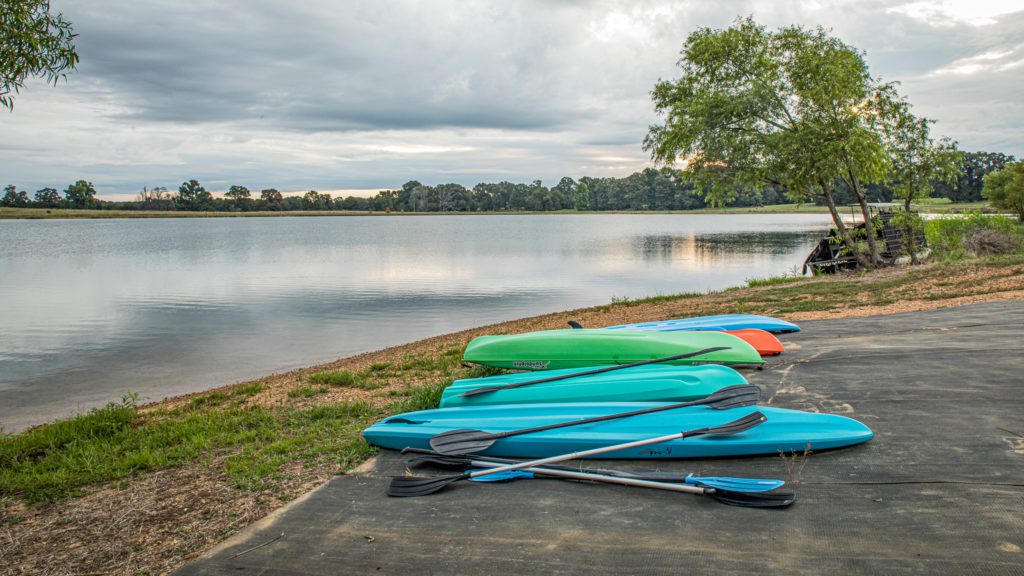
(684, 474, 784, 492)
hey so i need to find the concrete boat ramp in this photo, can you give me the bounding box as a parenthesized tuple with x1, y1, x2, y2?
(176, 302, 1024, 575)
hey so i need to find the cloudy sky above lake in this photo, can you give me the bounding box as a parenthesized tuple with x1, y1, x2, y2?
(3, 0, 1023, 199)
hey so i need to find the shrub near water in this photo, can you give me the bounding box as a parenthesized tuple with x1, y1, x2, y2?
(925, 212, 1024, 261)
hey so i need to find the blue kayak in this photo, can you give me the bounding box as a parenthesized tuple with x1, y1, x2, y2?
(605, 313, 800, 333)
(362, 403, 872, 459)
(440, 364, 748, 408)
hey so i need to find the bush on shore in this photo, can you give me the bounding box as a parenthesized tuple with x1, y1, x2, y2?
(926, 211, 1024, 261)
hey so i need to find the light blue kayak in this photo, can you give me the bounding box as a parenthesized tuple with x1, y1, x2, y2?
(362, 403, 872, 459)
(440, 364, 748, 408)
(605, 313, 800, 333)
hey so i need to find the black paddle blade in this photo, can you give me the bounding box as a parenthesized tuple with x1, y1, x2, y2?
(708, 488, 796, 508)
(407, 455, 472, 470)
(684, 411, 766, 439)
(704, 384, 762, 410)
(567, 320, 583, 329)
(386, 473, 468, 497)
(429, 428, 497, 456)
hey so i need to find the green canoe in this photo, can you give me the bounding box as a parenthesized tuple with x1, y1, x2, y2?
(462, 329, 763, 370)
(440, 364, 748, 407)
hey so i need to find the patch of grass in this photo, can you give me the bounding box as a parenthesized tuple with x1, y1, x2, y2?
(286, 385, 327, 399)
(190, 392, 229, 408)
(610, 291, 704, 307)
(398, 350, 463, 373)
(0, 394, 385, 502)
(746, 275, 807, 288)
(309, 370, 361, 387)
(387, 380, 450, 414)
(231, 382, 265, 397)
(223, 402, 379, 489)
(308, 369, 387, 391)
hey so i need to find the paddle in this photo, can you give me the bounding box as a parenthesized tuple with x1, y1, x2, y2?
(460, 466, 792, 507)
(431, 383, 761, 455)
(459, 346, 732, 398)
(388, 411, 768, 498)
(400, 448, 786, 492)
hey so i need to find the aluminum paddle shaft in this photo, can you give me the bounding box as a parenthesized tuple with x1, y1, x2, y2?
(466, 464, 794, 507)
(388, 411, 767, 497)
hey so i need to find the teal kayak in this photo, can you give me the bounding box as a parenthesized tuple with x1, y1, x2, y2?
(362, 403, 873, 459)
(605, 313, 800, 333)
(440, 364, 748, 408)
(463, 329, 763, 370)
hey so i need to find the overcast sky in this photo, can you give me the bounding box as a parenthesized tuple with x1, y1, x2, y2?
(3, 0, 1023, 199)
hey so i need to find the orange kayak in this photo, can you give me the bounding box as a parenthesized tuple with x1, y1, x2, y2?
(725, 329, 785, 356)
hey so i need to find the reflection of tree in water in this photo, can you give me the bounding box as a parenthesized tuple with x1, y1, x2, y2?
(630, 231, 823, 261)
(694, 232, 824, 255)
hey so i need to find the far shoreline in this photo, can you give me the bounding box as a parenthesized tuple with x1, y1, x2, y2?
(0, 202, 993, 220)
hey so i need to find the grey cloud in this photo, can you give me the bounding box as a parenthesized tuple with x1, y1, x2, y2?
(68, 0, 592, 131)
(2, 0, 1021, 196)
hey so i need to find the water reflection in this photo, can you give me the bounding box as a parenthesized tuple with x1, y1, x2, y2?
(0, 214, 831, 430)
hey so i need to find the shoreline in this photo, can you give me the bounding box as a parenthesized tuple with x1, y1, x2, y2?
(0, 202, 993, 220)
(3, 255, 1024, 576)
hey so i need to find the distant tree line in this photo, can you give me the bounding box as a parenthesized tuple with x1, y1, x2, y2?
(1, 150, 1015, 213)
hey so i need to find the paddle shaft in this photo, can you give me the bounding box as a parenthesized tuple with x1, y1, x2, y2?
(403, 447, 689, 482)
(459, 346, 731, 397)
(467, 460, 709, 496)
(485, 384, 757, 440)
(402, 447, 785, 490)
(464, 412, 765, 481)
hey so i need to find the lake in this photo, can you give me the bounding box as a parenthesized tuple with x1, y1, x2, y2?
(0, 214, 831, 431)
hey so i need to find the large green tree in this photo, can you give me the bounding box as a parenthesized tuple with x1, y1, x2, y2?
(946, 151, 1015, 202)
(302, 190, 330, 210)
(176, 179, 213, 211)
(644, 17, 901, 267)
(983, 161, 1024, 222)
(877, 96, 961, 211)
(2, 184, 29, 206)
(64, 179, 96, 208)
(34, 186, 60, 207)
(224, 185, 252, 210)
(1, 0, 78, 110)
(260, 188, 283, 211)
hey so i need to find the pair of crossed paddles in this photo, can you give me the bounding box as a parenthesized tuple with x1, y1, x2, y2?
(387, 384, 796, 508)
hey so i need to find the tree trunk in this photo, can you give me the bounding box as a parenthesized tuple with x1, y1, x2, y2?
(820, 182, 869, 268)
(847, 169, 881, 266)
(903, 191, 920, 265)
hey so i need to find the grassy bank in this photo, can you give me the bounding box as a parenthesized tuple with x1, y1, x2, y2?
(2, 222, 1023, 574)
(0, 201, 993, 220)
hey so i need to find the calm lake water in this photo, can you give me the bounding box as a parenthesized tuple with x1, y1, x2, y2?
(0, 214, 830, 431)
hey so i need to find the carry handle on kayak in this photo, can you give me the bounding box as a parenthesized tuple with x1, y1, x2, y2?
(459, 346, 731, 397)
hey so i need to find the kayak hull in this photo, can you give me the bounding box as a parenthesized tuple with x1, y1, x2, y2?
(605, 314, 801, 334)
(440, 364, 748, 408)
(724, 329, 785, 356)
(362, 404, 873, 459)
(462, 329, 764, 370)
